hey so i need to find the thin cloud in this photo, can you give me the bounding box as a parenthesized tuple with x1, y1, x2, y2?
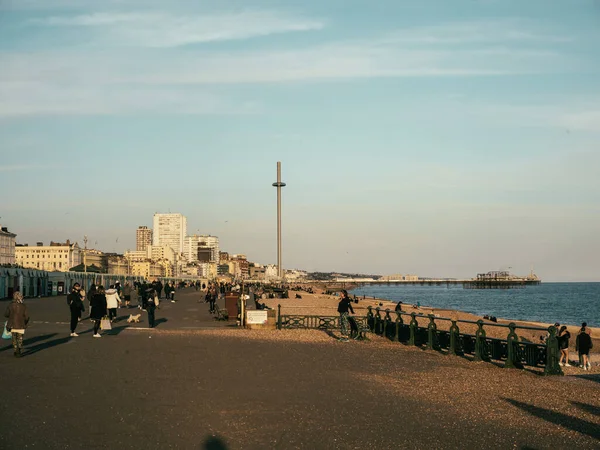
(26, 10, 326, 47)
(383, 19, 574, 45)
(0, 164, 55, 171)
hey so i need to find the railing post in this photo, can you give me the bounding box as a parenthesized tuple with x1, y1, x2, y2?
(367, 306, 374, 331)
(544, 326, 564, 376)
(395, 311, 403, 342)
(427, 315, 437, 350)
(474, 320, 487, 362)
(383, 309, 392, 338)
(409, 313, 417, 346)
(277, 304, 282, 330)
(449, 320, 459, 355)
(505, 323, 518, 369)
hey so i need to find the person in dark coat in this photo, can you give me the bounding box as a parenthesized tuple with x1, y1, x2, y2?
(156, 280, 163, 299)
(337, 289, 355, 342)
(4, 291, 30, 357)
(88, 282, 97, 316)
(67, 283, 84, 337)
(90, 285, 107, 338)
(146, 293, 157, 328)
(576, 323, 593, 370)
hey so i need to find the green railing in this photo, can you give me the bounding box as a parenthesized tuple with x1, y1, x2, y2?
(276, 305, 563, 376)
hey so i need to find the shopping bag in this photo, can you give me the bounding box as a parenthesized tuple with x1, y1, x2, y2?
(100, 317, 112, 330)
(2, 322, 11, 340)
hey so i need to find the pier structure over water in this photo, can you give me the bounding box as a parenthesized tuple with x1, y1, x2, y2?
(331, 271, 541, 290)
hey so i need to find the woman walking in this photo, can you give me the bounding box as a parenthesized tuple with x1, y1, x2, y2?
(4, 291, 30, 357)
(90, 285, 107, 338)
(105, 285, 121, 322)
(558, 326, 571, 367)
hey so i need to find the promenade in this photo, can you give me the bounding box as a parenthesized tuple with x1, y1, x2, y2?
(1, 288, 598, 449)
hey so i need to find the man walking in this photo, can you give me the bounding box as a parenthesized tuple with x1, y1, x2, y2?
(337, 290, 355, 342)
(67, 283, 84, 337)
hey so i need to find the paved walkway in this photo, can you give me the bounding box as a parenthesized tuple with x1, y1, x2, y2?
(4, 286, 236, 335)
(0, 289, 599, 449)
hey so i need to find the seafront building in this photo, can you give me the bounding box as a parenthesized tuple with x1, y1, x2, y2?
(152, 213, 187, 254)
(183, 234, 220, 264)
(0, 225, 17, 265)
(15, 240, 81, 272)
(136, 226, 153, 251)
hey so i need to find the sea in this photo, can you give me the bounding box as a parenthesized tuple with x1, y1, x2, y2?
(350, 282, 600, 328)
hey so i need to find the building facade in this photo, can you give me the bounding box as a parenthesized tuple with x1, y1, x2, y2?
(183, 234, 220, 264)
(136, 226, 153, 252)
(0, 226, 17, 265)
(16, 240, 81, 272)
(152, 213, 187, 254)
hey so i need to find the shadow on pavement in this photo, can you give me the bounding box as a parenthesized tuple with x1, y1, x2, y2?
(25, 336, 73, 356)
(154, 318, 168, 327)
(202, 435, 228, 450)
(572, 373, 600, 384)
(504, 398, 600, 440)
(572, 401, 600, 417)
(105, 325, 128, 336)
(0, 333, 58, 352)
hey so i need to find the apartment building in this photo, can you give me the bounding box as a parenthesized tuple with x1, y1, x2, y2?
(183, 234, 220, 264)
(136, 226, 153, 252)
(152, 213, 187, 254)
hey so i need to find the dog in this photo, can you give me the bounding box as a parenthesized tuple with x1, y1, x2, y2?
(127, 314, 141, 323)
(295, 294, 302, 299)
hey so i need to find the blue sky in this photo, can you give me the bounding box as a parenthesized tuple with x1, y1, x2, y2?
(1, 0, 599, 281)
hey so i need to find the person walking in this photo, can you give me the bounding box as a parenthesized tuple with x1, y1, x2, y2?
(88, 282, 97, 317)
(164, 282, 173, 303)
(337, 289, 355, 342)
(90, 285, 107, 338)
(123, 282, 132, 307)
(4, 291, 30, 357)
(130, 283, 139, 308)
(146, 293, 157, 328)
(558, 326, 572, 367)
(67, 283, 84, 337)
(105, 285, 121, 322)
(576, 323, 593, 370)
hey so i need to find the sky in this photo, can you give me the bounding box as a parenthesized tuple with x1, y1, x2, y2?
(1, 0, 599, 281)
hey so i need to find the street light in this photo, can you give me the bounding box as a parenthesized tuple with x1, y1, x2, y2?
(83, 235, 88, 274)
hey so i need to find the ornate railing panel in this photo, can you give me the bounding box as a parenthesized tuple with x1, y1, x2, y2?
(276, 304, 563, 375)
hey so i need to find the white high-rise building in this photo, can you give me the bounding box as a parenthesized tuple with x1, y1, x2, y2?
(183, 235, 219, 264)
(152, 213, 187, 254)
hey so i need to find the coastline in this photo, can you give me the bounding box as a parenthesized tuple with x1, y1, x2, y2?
(265, 287, 598, 368)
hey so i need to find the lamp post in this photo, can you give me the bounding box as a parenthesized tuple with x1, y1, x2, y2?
(272, 162, 286, 279)
(83, 235, 88, 274)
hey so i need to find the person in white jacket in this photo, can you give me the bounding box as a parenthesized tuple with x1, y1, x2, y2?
(105, 285, 122, 322)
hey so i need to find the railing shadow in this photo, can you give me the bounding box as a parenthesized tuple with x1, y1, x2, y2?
(572, 373, 600, 384)
(572, 401, 600, 417)
(200, 435, 228, 450)
(504, 398, 600, 440)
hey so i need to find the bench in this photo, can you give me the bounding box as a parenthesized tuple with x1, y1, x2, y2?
(348, 316, 372, 341)
(215, 308, 229, 321)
